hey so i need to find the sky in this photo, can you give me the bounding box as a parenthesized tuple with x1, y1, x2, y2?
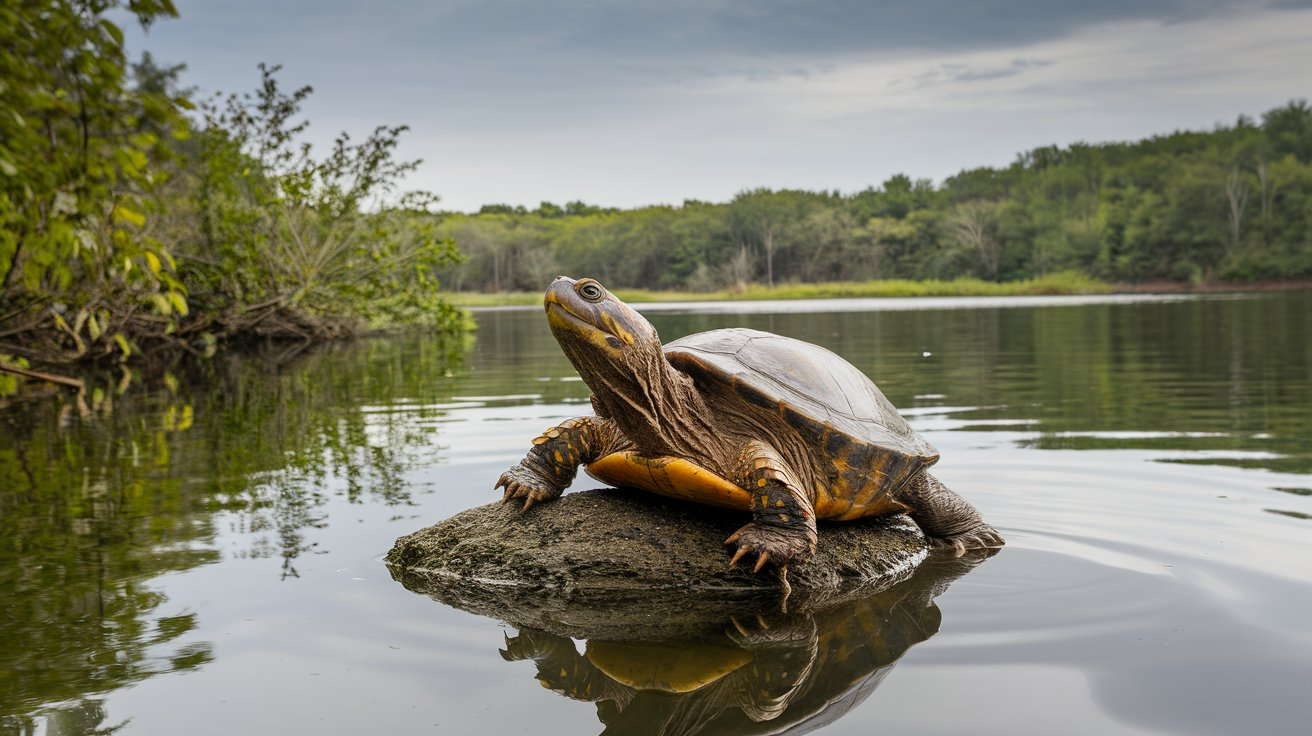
(123, 0, 1312, 212)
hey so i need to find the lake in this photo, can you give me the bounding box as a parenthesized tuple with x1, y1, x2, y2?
(2, 291, 1311, 735)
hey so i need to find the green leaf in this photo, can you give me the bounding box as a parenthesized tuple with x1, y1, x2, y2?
(112, 204, 146, 228)
(99, 19, 124, 48)
(166, 291, 189, 316)
(150, 293, 172, 315)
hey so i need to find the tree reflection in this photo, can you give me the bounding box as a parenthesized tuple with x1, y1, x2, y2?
(0, 331, 470, 723)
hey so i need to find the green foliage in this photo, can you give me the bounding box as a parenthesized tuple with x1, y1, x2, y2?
(189, 64, 464, 337)
(0, 0, 188, 361)
(438, 100, 1312, 292)
(447, 270, 1110, 306)
(1, 3, 466, 368)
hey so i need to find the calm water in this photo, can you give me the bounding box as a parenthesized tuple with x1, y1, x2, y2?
(2, 292, 1311, 735)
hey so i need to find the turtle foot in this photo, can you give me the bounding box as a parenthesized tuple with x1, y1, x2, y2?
(725, 523, 816, 575)
(727, 612, 816, 649)
(495, 464, 563, 511)
(928, 524, 1005, 558)
(500, 628, 571, 662)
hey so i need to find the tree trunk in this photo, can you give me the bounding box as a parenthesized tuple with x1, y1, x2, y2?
(1224, 166, 1249, 254)
(1256, 160, 1272, 250)
(948, 202, 999, 280)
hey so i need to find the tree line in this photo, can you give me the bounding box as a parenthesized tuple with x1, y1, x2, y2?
(435, 100, 1312, 293)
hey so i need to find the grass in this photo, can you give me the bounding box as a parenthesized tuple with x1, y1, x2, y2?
(448, 271, 1114, 307)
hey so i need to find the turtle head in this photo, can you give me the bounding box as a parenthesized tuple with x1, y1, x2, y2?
(544, 276, 711, 454)
(544, 276, 669, 422)
(545, 276, 659, 356)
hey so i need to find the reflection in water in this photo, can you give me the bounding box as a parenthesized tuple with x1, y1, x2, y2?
(0, 333, 470, 727)
(475, 554, 987, 736)
(0, 292, 1308, 734)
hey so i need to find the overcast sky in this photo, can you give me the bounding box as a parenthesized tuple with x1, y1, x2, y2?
(123, 0, 1312, 212)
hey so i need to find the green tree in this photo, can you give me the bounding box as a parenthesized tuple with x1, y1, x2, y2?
(1263, 100, 1312, 163)
(190, 64, 463, 337)
(0, 0, 189, 362)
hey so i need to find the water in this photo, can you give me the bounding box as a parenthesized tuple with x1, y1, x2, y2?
(2, 291, 1310, 735)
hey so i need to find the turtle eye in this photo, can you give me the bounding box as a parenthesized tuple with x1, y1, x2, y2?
(578, 281, 604, 302)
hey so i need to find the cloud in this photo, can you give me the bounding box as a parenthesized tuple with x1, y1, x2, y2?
(897, 58, 1057, 87)
(122, 1, 1312, 210)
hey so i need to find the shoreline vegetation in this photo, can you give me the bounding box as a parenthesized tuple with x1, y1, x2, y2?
(2, 2, 464, 380)
(452, 272, 1110, 306)
(4, 2, 1312, 390)
(447, 274, 1312, 307)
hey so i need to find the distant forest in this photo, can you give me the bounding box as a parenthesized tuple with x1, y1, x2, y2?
(436, 101, 1312, 292)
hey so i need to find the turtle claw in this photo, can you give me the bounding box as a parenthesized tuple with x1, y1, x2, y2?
(928, 523, 1005, 557)
(494, 464, 562, 511)
(724, 522, 815, 578)
(725, 607, 816, 648)
(497, 476, 520, 503)
(730, 616, 751, 637)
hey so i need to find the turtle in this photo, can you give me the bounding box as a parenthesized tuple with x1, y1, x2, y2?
(496, 276, 1003, 580)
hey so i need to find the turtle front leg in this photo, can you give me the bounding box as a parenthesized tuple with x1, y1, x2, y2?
(899, 471, 1004, 556)
(725, 441, 818, 575)
(497, 416, 627, 510)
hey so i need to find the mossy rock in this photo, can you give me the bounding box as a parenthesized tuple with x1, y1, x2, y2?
(386, 489, 928, 641)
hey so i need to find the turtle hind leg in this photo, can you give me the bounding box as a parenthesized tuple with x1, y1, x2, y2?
(899, 472, 1004, 556)
(725, 441, 818, 574)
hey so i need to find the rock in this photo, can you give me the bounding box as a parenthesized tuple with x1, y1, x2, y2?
(386, 489, 929, 641)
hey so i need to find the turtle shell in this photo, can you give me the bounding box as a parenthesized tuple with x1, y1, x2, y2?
(664, 328, 938, 517)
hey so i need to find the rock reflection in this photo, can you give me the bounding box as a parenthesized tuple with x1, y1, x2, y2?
(429, 552, 989, 736)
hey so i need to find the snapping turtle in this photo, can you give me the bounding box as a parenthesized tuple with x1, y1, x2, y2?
(497, 277, 1002, 579)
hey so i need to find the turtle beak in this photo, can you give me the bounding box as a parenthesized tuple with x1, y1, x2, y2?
(543, 279, 592, 337)
(543, 277, 577, 313)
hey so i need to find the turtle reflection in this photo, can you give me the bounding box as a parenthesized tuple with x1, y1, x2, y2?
(499, 553, 990, 736)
